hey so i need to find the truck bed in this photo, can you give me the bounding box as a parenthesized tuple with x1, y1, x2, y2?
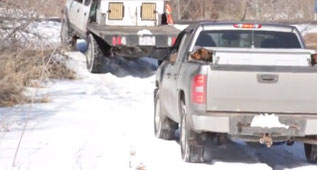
(87, 23, 180, 36)
(87, 23, 180, 48)
(205, 48, 317, 114)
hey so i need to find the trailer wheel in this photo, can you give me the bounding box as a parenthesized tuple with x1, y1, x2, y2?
(304, 143, 317, 163)
(86, 33, 105, 73)
(180, 101, 204, 163)
(61, 17, 75, 50)
(154, 89, 177, 140)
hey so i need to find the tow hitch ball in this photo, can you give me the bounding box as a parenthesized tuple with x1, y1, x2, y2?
(260, 134, 273, 148)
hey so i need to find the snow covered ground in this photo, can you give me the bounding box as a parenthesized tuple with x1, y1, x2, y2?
(0, 21, 317, 170)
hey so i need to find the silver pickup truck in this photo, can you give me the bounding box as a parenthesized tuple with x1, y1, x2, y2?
(154, 22, 317, 163)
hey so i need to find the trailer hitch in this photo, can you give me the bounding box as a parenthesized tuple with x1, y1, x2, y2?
(260, 133, 273, 148)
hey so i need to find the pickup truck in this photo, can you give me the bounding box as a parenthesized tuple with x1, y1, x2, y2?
(61, 0, 180, 73)
(154, 22, 317, 163)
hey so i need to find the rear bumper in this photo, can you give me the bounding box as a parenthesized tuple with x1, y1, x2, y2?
(87, 24, 180, 48)
(191, 112, 317, 136)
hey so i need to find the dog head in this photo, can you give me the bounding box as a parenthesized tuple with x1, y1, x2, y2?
(190, 48, 212, 62)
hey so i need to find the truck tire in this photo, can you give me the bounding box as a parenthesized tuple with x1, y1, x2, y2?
(61, 17, 75, 50)
(304, 143, 317, 163)
(86, 33, 105, 73)
(154, 89, 177, 140)
(180, 101, 204, 163)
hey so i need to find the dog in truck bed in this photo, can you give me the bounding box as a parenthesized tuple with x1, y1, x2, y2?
(190, 48, 212, 62)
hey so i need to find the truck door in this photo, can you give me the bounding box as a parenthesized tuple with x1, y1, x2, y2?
(160, 32, 185, 121)
(78, 0, 93, 33)
(68, 0, 83, 30)
(164, 32, 188, 122)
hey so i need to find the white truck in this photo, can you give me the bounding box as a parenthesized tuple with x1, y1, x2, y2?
(154, 22, 317, 163)
(61, 0, 180, 73)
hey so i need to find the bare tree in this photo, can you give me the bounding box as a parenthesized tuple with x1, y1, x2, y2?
(170, 0, 316, 23)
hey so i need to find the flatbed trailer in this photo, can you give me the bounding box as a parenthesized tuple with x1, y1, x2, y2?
(61, 0, 181, 73)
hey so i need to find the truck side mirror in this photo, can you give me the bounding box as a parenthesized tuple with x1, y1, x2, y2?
(169, 51, 178, 64)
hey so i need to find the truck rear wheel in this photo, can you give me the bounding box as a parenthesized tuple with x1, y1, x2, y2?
(180, 101, 204, 163)
(154, 89, 177, 140)
(86, 33, 105, 73)
(304, 143, 317, 163)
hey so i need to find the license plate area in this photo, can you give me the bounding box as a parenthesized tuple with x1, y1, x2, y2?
(139, 36, 156, 46)
(229, 114, 306, 136)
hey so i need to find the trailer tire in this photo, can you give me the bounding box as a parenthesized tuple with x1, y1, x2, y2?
(180, 100, 204, 163)
(86, 33, 105, 73)
(154, 89, 177, 140)
(304, 143, 317, 163)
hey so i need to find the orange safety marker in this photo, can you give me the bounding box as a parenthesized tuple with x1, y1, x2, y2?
(166, 4, 174, 25)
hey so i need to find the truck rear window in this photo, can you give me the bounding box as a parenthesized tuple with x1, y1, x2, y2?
(195, 30, 302, 49)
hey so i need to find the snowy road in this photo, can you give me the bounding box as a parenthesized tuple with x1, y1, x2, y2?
(0, 21, 317, 170)
(0, 51, 317, 170)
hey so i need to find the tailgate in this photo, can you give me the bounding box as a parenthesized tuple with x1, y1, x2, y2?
(207, 66, 317, 114)
(206, 49, 317, 114)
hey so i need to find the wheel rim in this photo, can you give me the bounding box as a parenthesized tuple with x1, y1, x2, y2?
(61, 20, 68, 44)
(154, 97, 162, 137)
(181, 104, 189, 161)
(86, 36, 94, 71)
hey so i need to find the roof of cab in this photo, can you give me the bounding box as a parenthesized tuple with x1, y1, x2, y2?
(183, 21, 297, 33)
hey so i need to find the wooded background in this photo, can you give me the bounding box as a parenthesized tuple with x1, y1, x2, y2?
(170, 0, 317, 23)
(3, 0, 317, 23)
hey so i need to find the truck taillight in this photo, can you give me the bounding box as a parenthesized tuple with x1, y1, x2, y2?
(192, 74, 207, 104)
(233, 24, 262, 29)
(112, 36, 126, 46)
(172, 37, 176, 45)
(167, 36, 176, 46)
(311, 53, 317, 66)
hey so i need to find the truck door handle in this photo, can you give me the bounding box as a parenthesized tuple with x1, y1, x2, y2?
(84, 12, 87, 16)
(166, 73, 171, 77)
(77, 9, 80, 13)
(174, 74, 178, 79)
(257, 74, 278, 83)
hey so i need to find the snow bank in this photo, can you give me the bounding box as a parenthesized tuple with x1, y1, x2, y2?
(250, 114, 289, 129)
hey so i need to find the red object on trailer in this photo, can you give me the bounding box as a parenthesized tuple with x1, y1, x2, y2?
(166, 4, 174, 25)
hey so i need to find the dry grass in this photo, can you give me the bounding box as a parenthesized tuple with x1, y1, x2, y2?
(5, 0, 66, 17)
(303, 33, 317, 50)
(0, 0, 75, 107)
(0, 48, 75, 107)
